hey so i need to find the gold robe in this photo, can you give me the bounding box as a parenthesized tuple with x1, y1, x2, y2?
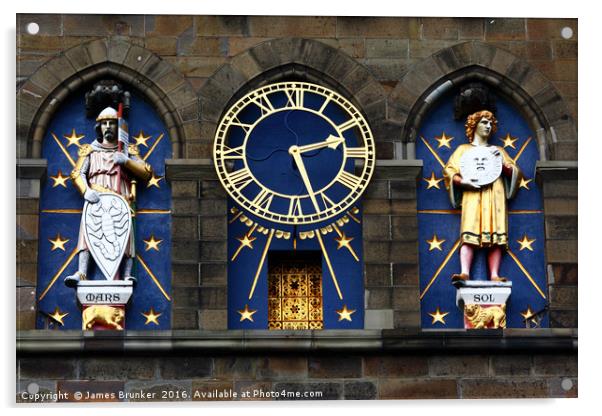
(443, 144, 520, 248)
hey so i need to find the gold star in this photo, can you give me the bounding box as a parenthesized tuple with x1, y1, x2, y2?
(147, 174, 163, 188)
(237, 233, 257, 250)
(428, 307, 449, 325)
(49, 234, 69, 251)
(423, 172, 444, 190)
(63, 129, 84, 147)
(335, 232, 359, 261)
(435, 132, 454, 148)
(50, 170, 70, 188)
(238, 304, 257, 322)
(142, 308, 162, 325)
(336, 305, 356, 322)
(133, 131, 152, 147)
(517, 234, 536, 251)
(143, 235, 163, 251)
(48, 307, 69, 326)
(426, 234, 445, 251)
(519, 177, 532, 190)
(501, 133, 518, 149)
(520, 306, 535, 320)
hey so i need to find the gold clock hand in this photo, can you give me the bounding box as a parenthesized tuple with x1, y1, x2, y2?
(296, 134, 345, 154)
(289, 145, 321, 213)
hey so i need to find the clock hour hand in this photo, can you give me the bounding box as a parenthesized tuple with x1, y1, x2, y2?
(289, 145, 321, 213)
(296, 134, 345, 154)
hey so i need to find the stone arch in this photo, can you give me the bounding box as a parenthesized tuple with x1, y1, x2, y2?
(17, 37, 199, 159)
(388, 41, 577, 161)
(198, 37, 388, 147)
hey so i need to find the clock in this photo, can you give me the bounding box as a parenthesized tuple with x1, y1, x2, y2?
(214, 82, 375, 225)
(459, 145, 502, 186)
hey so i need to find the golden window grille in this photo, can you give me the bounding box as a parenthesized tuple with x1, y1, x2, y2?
(268, 253, 324, 330)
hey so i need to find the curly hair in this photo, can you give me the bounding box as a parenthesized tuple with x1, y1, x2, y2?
(465, 110, 497, 142)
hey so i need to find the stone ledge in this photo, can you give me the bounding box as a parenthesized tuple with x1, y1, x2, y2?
(17, 329, 577, 355)
(16, 159, 47, 179)
(536, 161, 578, 180)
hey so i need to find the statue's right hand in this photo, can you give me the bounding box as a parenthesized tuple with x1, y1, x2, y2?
(84, 189, 100, 203)
(460, 177, 481, 189)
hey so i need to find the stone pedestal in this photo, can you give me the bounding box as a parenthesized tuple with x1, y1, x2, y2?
(455, 281, 512, 329)
(76, 280, 133, 330)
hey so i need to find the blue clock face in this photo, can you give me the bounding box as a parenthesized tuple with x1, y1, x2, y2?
(214, 82, 375, 225)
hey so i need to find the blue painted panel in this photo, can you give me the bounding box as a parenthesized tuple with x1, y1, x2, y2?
(35, 88, 173, 330)
(417, 92, 548, 329)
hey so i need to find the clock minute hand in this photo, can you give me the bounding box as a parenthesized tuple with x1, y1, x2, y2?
(296, 134, 345, 154)
(289, 145, 321, 213)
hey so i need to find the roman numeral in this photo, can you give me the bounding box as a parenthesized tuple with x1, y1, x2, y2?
(285, 89, 304, 108)
(252, 188, 274, 210)
(227, 167, 253, 190)
(337, 170, 362, 189)
(338, 118, 359, 132)
(345, 146, 369, 159)
(230, 117, 252, 133)
(288, 196, 303, 216)
(221, 145, 245, 160)
(320, 192, 336, 210)
(318, 95, 332, 114)
(252, 95, 275, 116)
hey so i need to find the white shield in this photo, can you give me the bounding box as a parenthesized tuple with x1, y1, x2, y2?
(83, 193, 132, 280)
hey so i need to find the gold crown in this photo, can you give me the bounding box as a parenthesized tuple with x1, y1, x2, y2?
(96, 106, 118, 122)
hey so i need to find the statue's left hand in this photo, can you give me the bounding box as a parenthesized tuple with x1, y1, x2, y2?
(113, 152, 128, 165)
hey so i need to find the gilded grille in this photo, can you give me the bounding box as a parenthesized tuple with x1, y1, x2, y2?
(268, 253, 323, 330)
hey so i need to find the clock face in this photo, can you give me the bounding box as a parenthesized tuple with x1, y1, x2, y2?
(459, 145, 502, 186)
(214, 82, 375, 225)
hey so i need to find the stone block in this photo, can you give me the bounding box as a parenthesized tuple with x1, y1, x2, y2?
(545, 215, 577, 240)
(364, 180, 389, 200)
(363, 215, 391, 240)
(124, 380, 192, 402)
(460, 378, 548, 399)
(409, 39, 456, 60)
(257, 356, 308, 380)
(553, 41, 577, 59)
(195, 16, 248, 36)
(366, 287, 392, 309)
(549, 285, 578, 307)
(336, 17, 420, 39)
(363, 241, 390, 263)
(172, 287, 200, 308)
(526, 40, 553, 60)
(16, 214, 39, 240)
(166, 56, 226, 78)
(230, 50, 263, 81)
(526, 18, 578, 41)
(17, 262, 37, 286)
(552, 141, 578, 161)
(489, 46, 517, 77)
(192, 380, 234, 401)
(84, 39, 109, 65)
(172, 216, 198, 240)
(549, 309, 577, 328)
(551, 263, 578, 285)
(172, 198, 199, 215)
(17, 14, 62, 36)
(28, 65, 61, 94)
(214, 356, 264, 379)
(200, 180, 227, 198)
(249, 40, 281, 71)
(17, 198, 39, 215)
(63, 15, 136, 36)
(364, 264, 392, 286)
(344, 381, 377, 400)
(308, 356, 363, 379)
(80, 357, 155, 380)
(17, 34, 63, 53)
(316, 37, 365, 59)
(364, 309, 394, 329)
(390, 241, 419, 263)
(393, 311, 421, 328)
(360, 58, 412, 82)
(16, 310, 36, 330)
(379, 378, 457, 399)
(160, 356, 213, 379)
(57, 381, 124, 402)
(542, 179, 577, 198)
(199, 309, 227, 330)
(392, 263, 419, 286)
(249, 16, 335, 37)
(172, 308, 199, 329)
(458, 18, 485, 40)
(546, 240, 577, 263)
(171, 240, 199, 262)
(366, 39, 409, 59)
(107, 38, 131, 64)
(428, 355, 489, 377)
(485, 18, 526, 41)
(172, 263, 199, 287)
(17, 55, 48, 78)
(16, 239, 38, 263)
(145, 36, 178, 55)
(199, 286, 227, 309)
(364, 355, 429, 377)
(199, 240, 227, 262)
(543, 198, 577, 216)
(298, 39, 336, 73)
(391, 216, 418, 241)
(272, 382, 342, 400)
(422, 17, 460, 40)
(392, 287, 420, 312)
(200, 262, 227, 286)
(171, 180, 198, 197)
(145, 15, 193, 36)
(490, 355, 533, 376)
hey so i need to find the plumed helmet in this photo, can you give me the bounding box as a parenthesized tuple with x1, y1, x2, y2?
(96, 106, 118, 122)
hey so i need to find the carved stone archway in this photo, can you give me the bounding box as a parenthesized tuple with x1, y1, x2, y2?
(17, 37, 199, 159)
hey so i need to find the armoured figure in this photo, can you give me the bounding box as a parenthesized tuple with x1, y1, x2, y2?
(64, 107, 153, 288)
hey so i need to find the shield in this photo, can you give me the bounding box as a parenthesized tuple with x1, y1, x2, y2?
(83, 193, 132, 280)
(459, 146, 503, 186)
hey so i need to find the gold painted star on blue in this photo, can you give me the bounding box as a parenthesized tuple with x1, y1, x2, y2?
(500, 133, 518, 149)
(50, 170, 69, 188)
(143, 235, 163, 251)
(520, 306, 535, 320)
(147, 174, 163, 188)
(519, 177, 532, 190)
(428, 307, 449, 325)
(133, 131, 152, 147)
(517, 235, 536, 251)
(63, 129, 84, 147)
(49, 234, 69, 251)
(423, 172, 444, 190)
(426, 234, 445, 251)
(48, 307, 69, 326)
(336, 305, 356, 322)
(238, 304, 257, 322)
(435, 132, 454, 148)
(142, 308, 162, 325)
